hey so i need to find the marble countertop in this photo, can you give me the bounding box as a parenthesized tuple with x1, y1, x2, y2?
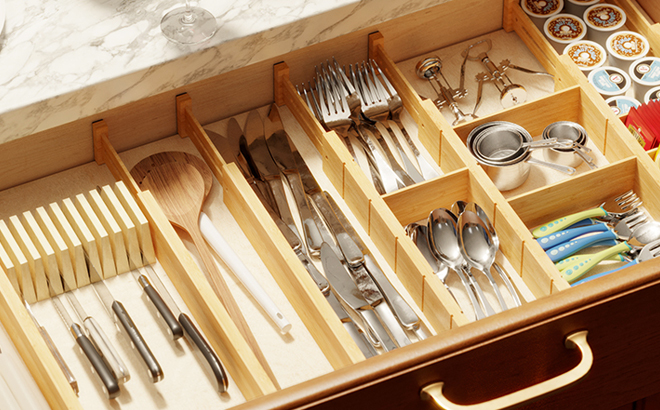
(0, 0, 442, 145)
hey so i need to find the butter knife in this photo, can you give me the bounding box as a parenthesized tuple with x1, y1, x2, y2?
(242, 110, 302, 244)
(320, 243, 397, 352)
(265, 104, 323, 256)
(294, 151, 413, 346)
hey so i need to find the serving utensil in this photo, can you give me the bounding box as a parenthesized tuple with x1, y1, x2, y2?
(136, 159, 279, 387)
(131, 151, 291, 335)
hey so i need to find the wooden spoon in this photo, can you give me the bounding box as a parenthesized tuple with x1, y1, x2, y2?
(139, 160, 279, 388)
(131, 151, 213, 197)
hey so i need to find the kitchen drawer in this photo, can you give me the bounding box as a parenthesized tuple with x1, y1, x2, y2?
(2, 0, 660, 409)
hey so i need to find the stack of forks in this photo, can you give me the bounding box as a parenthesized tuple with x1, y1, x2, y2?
(299, 58, 439, 194)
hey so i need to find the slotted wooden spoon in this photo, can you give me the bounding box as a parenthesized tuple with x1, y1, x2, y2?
(138, 160, 279, 388)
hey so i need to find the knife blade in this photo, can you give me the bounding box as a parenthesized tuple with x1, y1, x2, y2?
(242, 110, 303, 243)
(294, 153, 413, 345)
(265, 104, 323, 256)
(218, 119, 279, 215)
(323, 192, 425, 338)
(65, 290, 130, 384)
(51, 293, 120, 399)
(85, 253, 163, 383)
(320, 243, 397, 352)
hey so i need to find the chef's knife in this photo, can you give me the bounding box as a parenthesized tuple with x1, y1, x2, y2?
(51, 293, 120, 399)
(65, 290, 130, 384)
(242, 110, 303, 243)
(265, 104, 323, 256)
(85, 253, 163, 383)
(320, 243, 397, 352)
(137, 257, 229, 393)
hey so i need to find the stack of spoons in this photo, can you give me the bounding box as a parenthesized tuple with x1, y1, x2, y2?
(406, 201, 521, 321)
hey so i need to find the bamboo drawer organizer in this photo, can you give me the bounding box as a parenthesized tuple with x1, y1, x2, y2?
(3, 0, 660, 409)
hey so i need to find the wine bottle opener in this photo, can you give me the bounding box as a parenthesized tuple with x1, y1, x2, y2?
(461, 39, 553, 114)
(415, 55, 476, 125)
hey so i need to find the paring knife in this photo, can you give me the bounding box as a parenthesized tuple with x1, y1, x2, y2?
(265, 104, 324, 256)
(136, 257, 229, 393)
(128, 256, 183, 341)
(65, 290, 130, 384)
(23, 299, 79, 395)
(210, 126, 377, 357)
(242, 110, 303, 244)
(320, 243, 397, 352)
(85, 253, 163, 383)
(51, 291, 120, 399)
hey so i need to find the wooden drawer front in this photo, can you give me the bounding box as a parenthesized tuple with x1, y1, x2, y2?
(233, 260, 660, 410)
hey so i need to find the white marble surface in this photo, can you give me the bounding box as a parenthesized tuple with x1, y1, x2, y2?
(0, 0, 443, 145)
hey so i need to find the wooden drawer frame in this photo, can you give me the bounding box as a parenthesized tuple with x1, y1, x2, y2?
(2, 0, 660, 409)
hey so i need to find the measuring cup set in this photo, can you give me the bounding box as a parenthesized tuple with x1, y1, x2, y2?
(468, 120, 596, 191)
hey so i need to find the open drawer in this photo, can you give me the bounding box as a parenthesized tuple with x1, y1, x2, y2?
(2, 0, 660, 409)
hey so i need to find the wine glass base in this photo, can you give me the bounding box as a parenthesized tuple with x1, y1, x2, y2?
(161, 6, 217, 45)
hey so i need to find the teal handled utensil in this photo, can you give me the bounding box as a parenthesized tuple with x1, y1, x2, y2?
(536, 221, 608, 250)
(545, 213, 647, 262)
(561, 241, 634, 283)
(556, 252, 628, 271)
(571, 239, 660, 286)
(532, 191, 642, 238)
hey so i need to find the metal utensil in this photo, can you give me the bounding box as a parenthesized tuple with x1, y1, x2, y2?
(51, 291, 120, 399)
(465, 202, 521, 307)
(137, 258, 229, 392)
(85, 253, 163, 383)
(264, 104, 324, 256)
(320, 243, 398, 352)
(408, 223, 456, 304)
(415, 56, 475, 125)
(371, 59, 439, 180)
(427, 208, 494, 319)
(457, 211, 508, 311)
(65, 290, 130, 384)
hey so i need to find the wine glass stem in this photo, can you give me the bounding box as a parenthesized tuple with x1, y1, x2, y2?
(182, 1, 195, 24)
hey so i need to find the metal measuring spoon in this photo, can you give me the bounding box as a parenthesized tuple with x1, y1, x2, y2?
(458, 210, 508, 312)
(427, 208, 494, 319)
(465, 202, 522, 307)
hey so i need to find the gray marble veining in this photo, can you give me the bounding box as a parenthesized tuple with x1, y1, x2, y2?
(0, 0, 444, 144)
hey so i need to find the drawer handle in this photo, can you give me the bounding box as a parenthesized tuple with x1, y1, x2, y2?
(420, 330, 591, 409)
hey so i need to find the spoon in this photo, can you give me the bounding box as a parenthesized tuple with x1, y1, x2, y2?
(138, 161, 280, 388)
(457, 210, 508, 311)
(427, 208, 492, 320)
(451, 200, 467, 217)
(408, 223, 457, 304)
(131, 152, 292, 334)
(465, 202, 521, 307)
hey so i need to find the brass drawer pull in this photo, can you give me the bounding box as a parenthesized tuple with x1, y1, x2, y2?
(420, 330, 592, 409)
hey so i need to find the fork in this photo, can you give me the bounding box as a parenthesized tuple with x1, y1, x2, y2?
(354, 62, 424, 184)
(309, 67, 388, 194)
(369, 60, 440, 181)
(344, 62, 417, 188)
(320, 61, 404, 193)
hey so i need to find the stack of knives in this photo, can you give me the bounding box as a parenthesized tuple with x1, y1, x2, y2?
(207, 104, 427, 357)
